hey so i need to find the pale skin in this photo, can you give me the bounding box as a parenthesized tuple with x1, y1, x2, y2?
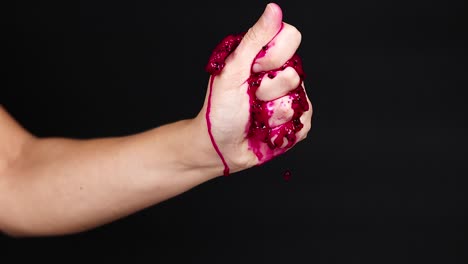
(0, 3, 312, 237)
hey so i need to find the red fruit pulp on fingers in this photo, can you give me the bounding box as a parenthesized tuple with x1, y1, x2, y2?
(206, 33, 309, 175)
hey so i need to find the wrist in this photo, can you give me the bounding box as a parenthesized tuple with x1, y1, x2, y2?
(181, 117, 225, 179)
(187, 113, 258, 177)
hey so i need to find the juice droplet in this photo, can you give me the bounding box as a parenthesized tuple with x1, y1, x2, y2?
(283, 170, 292, 181)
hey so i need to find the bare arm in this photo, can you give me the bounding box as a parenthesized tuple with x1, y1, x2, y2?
(0, 3, 312, 237)
(0, 106, 222, 236)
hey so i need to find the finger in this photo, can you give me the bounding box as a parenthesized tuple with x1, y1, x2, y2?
(252, 22, 302, 73)
(256, 66, 301, 101)
(269, 89, 312, 148)
(267, 95, 294, 128)
(225, 3, 283, 75)
(270, 132, 290, 149)
(294, 94, 313, 142)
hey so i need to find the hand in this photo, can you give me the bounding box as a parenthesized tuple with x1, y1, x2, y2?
(193, 3, 312, 175)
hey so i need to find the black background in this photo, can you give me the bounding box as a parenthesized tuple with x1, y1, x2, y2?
(1, 0, 467, 263)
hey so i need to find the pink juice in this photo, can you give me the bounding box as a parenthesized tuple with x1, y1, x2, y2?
(205, 33, 308, 175)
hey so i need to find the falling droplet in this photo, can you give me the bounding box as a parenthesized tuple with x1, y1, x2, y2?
(283, 170, 292, 181)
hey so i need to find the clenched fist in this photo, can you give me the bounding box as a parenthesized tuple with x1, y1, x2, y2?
(194, 3, 313, 176)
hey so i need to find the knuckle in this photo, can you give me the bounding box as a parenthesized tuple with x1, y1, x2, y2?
(288, 24, 302, 44)
(304, 119, 312, 134)
(295, 28, 302, 44)
(276, 103, 290, 117)
(282, 67, 301, 88)
(298, 126, 310, 142)
(305, 120, 312, 132)
(245, 27, 261, 46)
(269, 98, 294, 127)
(266, 56, 282, 69)
(309, 102, 314, 117)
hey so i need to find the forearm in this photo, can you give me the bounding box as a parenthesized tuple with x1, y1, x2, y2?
(0, 118, 221, 236)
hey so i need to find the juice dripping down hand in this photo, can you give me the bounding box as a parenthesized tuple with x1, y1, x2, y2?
(194, 3, 313, 176)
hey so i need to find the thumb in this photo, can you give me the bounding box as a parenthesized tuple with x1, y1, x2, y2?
(231, 3, 283, 68)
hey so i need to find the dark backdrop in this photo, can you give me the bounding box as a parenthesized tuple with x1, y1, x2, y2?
(1, 0, 467, 263)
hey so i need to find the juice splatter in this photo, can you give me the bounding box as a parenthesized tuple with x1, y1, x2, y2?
(205, 31, 308, 175)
